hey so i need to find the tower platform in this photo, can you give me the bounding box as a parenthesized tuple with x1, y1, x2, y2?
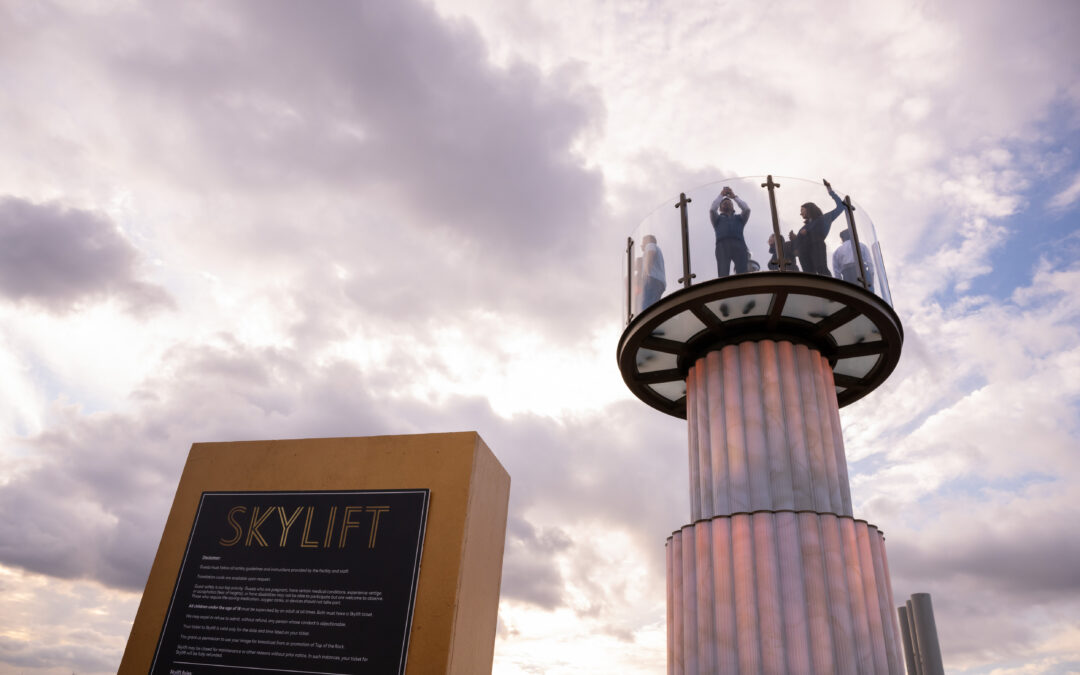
(618, 272, 902, 418)
(618, 176, 907, 674)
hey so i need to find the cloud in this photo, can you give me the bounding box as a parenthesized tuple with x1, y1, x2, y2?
(0, 197, 173, 315)
(500, 517, 571, 609)
(842, 259, 1080, 669)
(0, 564, 139, 675)
(1049, 171, 1080, 211)
(83, 1, 606, 266)
(0, 331, 685, 608)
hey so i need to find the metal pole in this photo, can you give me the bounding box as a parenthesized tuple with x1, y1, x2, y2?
(905, 598, 923, 675)
(911, 593, 944, 675)
(761, 175, 787, 271)
(897, 605, 919, 675)
(675, 193, 695, 287)
(842, 195, 870, 291)
(626, 236, 634, 323)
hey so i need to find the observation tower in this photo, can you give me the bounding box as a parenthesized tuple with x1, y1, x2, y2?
(617, 176, 904, 673)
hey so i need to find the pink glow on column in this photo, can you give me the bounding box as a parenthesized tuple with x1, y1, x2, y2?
(670, 533, 683, 675)
(722, 347, 752, 513)
(779, 342, 815, 510)
(795, 346, 833, 510)
(797, 511, 835, 674)
(820, 513, 858, 674)
(681, 525, 699, 674)
(687, 342, 854, 518)
(760, 342, 796, 510)
(817, 351, 853, 514)
(856, 521, 890, 672)
(694, 523, 716, 673)
(705, 350, 731, 515)
(666, 514, 902, 674)
(840, 518, 875, 671)
(686, 367, 704, 521)
(731, 515, 763, 672)
(666, 340, 903, 673)
(710, 518, 739, 673)
(875, 534, 905, 672)
(752, 512, 785, 673)
(740, 343, 773, 511)
(666, 539, 676, 675)
(811, 350, 846, 513)
(775, 511, 812, 671)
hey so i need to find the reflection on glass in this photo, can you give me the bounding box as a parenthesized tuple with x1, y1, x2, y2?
(649, 381, 687, 402)
(832, 229, 874, 288)
(704, 293, 772, 320)
(781, 294, 845, 323)
(653, 310, 706, 342)
(636, 348, 678, 374)
(830, 314, 882, 346)
(871, 242, 892, 306)
(631, 234, 667, 314)
(834, 355, 881, 379)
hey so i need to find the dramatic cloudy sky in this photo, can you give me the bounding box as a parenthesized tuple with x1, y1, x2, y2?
(1, 0, 1078, 673)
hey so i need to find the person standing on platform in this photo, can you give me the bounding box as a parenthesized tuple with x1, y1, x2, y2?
(768, 232, 798, 271)
(833, 229, 874, 288)
(709, 186, 752, 277)
(640, 234, 666, 310)
(793, 179, 845, 276)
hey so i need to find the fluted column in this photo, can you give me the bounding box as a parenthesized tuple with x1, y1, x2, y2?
(686, 341, 852, 520)
(667, 514, 904, 674)
(669, 340, 903, 674)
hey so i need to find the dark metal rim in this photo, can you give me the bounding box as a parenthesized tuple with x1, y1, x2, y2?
(617, 273, 903, 419)
(664, 509, 887, 540)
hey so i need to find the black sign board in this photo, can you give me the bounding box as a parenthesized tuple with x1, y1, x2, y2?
(150, 489, 429, 675)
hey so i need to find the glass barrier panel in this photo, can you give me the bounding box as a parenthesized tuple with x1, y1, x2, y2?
(623, 176, 894, 326)
(626, 194, 685, 320)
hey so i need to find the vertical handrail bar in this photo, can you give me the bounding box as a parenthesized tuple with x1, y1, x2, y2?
(675, 193, 695, 288)
(843, 196, 870, 291)
(761, 175, 786, 271)
(626, 236, 635, 324)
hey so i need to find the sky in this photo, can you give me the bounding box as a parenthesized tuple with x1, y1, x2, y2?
(0, 0, 1078, 673)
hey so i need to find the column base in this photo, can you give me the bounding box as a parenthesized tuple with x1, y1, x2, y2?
(666, 510, 903, 674)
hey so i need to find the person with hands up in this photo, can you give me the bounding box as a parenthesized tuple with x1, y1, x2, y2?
(792, 178, 845, 276)
(709, 185, 752, 277)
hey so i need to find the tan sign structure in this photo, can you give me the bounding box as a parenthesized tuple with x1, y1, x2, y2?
(120, 431, 510, 675)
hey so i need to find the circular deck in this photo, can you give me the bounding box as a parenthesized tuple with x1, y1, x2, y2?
(617, 273, 903, 418)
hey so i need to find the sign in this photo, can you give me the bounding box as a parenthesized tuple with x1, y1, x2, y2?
(149, 489, 429, 675)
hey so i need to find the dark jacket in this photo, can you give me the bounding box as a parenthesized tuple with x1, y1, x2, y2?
(709, 196, 751, 241)
(794, 190, 844, 275)
(768, 239, 797, 271)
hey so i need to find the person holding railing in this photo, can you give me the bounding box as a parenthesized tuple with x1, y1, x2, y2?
(793, 179, 844, 276)
(709, 186, 751, 277)
(832, 229, 874, 288)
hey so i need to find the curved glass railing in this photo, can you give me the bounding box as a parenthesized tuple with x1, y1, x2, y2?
(623, 176, 892, 325)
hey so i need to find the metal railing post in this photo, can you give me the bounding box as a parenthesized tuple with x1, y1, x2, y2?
(842, 195, 870, 290)
(675, 193, 695, 288)
(626, 236, 635, 323)
(761, 175, 787, 271)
